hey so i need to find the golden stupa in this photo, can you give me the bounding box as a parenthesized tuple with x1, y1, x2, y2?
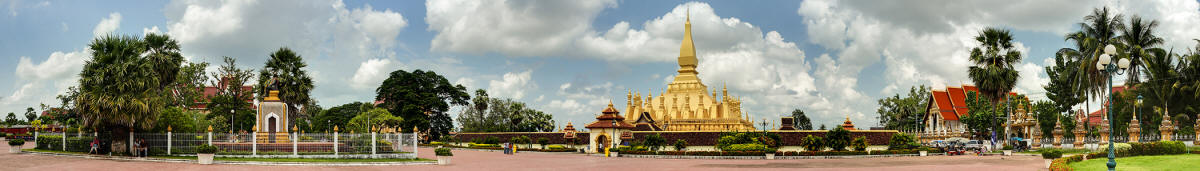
(622, 11, 754, 131)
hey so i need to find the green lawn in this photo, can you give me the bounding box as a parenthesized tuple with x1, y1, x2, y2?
(1017, 148, 1095, 154)
(1069, 154, 1200, 171)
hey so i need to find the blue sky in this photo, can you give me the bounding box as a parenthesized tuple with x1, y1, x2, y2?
(3, 0, 1199, 130)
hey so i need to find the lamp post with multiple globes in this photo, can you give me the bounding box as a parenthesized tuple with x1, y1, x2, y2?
(1096, 44, 1129, 171)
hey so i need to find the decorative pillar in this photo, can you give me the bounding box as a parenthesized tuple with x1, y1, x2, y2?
(371, 126, 377, 157)
(292, 126, 298, 156)
(1073, 125, 1086, 149)
(207, 126, 213, 146)
(1160, 113, 1174, 141)
(1194, 117, 1200, 145)
(1031, 123, 1041, 148)
(333, 126, 339, 156)
(1128, 116, 1141, 143)
(1099, 117, 1110, 145)
(252, 125, 258, 156)
(167, 126, 172, 155)
(1052, 120, 1063, 148)
(128, 128, 134, 155)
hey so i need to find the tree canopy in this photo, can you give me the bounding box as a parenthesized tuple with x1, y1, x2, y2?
(875, 85, 929, 131)
(458, 89, 555, 132)
(375, 69, 469, 140)
(789, 109, 813, 130)
(255, 47, 314, 128)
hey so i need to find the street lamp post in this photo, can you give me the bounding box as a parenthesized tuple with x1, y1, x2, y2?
(1097, 44, 1129, 171)
(230, 109, 235, 135)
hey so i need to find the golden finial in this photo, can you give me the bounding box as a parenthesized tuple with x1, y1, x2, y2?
(252, 125, 258, 132)
(167, 126, 172, 132)
(293, 125, 298, 132)
(334, 125, 339, 132)
(372, 125, 377, 132)
(208, 125, 213, 132)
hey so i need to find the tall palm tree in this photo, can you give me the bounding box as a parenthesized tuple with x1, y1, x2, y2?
(1119, 15, 1164, 84)
(968, 27, 1022, 104)
(76, 34, 183, 154)
(1063, 7, 1124, 100)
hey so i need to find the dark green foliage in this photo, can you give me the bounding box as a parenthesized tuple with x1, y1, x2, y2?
(800, 135, 825, 151)
(1126, 141, 1187, 156)
(641, 134, 665, 151)
(715, 132, 779, 151)
(1041, 149, 1062, 159)
(8, 139, 25, 146)
(458, 89, 556, 132)
(436, 148, 453, 156)
(825, 127, 851, 151)
(876, 85, 930, 130)
(673, 139, 688, 151)
(790, 109, 813, 130)
(536, 137, 550, 149)
(1034, 101, 1059, 136)
(317, 102, 373, 132)
(852, 136, 869, 151)
(724, 143, 772, 152)
(887, 133, 919, 150)
(255, 47, 314, 125)
(197, 144, 218, 154)
(375, 70, 470, 141)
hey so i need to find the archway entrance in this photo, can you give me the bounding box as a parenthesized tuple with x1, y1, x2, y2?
(268, 117, 277, 143)
(595, 135, 609, 153)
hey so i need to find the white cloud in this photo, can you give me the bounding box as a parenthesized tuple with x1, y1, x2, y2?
(349, 58, 396, 90)
(162, 0, 411, 106)
(15, 50, 87, 81)
(142, 26, 161, 35)
(426, 0, 617, 56)
(487, 70, 534, 100)
(93, 12, 121, 37)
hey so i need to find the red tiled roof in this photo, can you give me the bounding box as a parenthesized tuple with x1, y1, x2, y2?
(930, 91, 958, 121)
(929, 85, 1027, 121)
(947, 87, 970, 118)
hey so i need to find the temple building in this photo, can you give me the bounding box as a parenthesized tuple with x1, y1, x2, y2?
(920, 84, 1034, 141)
(621, 12, 754, 131)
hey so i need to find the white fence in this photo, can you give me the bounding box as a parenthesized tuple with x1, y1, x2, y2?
(131, 131, 417, 159)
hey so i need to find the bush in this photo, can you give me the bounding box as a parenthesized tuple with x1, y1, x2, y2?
(430, 141, 446, 146)
(1041, 149, 1062, 159)
(716, 135, 740, 150)
(536, 137, 550, 149)
(643, 134, 666, 151)
(724, 143, 771, 152)
(887, 133, 918, 150)
(1099, 143, 1131, 153)
(825, 127, 851, 151)
(483, 137, 500, 144)
(1002, 144, 1013, 150)
(673, 139, 688, 151)
(547, 145, 566, 149)
(196, 144, 218, 154)
(435, 147, 453, 156)
(1126, 141, 1187, 156)
(468, 143, 499, 148)
(36, 135, 63, 150)
(9, 139, 25, 146)
(851, 136, 869, 151)
(800, 135, 825, 151)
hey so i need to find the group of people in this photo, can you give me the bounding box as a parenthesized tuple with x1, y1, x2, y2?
(86, 137, 148, 157)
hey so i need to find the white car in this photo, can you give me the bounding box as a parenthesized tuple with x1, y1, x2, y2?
(965, 140, 984, 150)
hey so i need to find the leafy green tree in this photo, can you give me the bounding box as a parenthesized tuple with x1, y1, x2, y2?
(966, 27, 1021, 144)
(1045, 52, 1085, 116)
(819, 124, 826, 130)
(317, 102, 373, 132)
(4, 112, 16, 127)
(152, 107, 203, 133)
(255, 47, 314, 129)
(642, 134, 666, 151)
(790, 109, 812, 130)
(168, 62, 209, 108)
(76, 33, 184, 154)
(825, 127, 851, 151)
(1119, 15, 1163, 84)
(207, 56, 256, 133)
(1033, 101, 1059, 136)
(961, 92, 1004, 140)
(347, 108, 404, 133)
(375, 69, 469, 140)
(458, 91, 555, 132)
(1062, 7, 1124, 100)
(876, 85, 930, 131)
(23, 107, 36, 124)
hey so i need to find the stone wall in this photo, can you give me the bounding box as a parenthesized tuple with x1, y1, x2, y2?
(452, 130, 895, 146)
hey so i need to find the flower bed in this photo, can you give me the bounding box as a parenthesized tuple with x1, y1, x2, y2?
(620, 150, 768, 156)
(517, 148, 577, 152)
(1048, 141, 1190, 171)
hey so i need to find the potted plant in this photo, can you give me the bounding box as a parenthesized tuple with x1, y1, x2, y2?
(765, 150, 776, 160)
(8, 139, 25, 153)
(918, 146, 930, 156)
(196, 144, 218, 164)
(1041, 149, 1062, 169)
(1002, 144, 1013, 156)
(436, 147, 453, 165)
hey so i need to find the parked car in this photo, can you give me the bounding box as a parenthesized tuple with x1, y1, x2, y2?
(929, 140, 947, 148)
(965, 140, 984, 151)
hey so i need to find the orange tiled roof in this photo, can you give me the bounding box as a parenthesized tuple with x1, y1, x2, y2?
(929, 85, 1026, 121)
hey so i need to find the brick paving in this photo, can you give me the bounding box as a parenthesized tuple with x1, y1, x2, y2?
(0, 142, 1047, 171)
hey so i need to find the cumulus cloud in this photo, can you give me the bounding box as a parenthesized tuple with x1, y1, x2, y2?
(93, 12, 121, 37)
(426, 0, 617, 56)
(162, 0, 410, 106)
(487, 70, 534, 100)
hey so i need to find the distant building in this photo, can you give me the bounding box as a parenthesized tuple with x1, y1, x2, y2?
(187, 77, 256, 111)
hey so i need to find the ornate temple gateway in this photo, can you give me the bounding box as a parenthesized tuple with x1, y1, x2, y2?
(621, 12, 754, 131)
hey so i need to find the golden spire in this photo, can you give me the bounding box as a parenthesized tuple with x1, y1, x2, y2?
(678, 8, 697, 68)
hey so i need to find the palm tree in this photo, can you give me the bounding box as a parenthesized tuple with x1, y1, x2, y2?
(968, 27, 1022, 104)
(1119, 15, 1164, 84)
(76, 33, 183, 154)
(1063, 7, 1124, 101)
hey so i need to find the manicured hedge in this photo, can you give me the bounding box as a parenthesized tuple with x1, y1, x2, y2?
(621, 150, 768, 156)
(1126, 141, 1187, 156)
(518, 148, 576, 152)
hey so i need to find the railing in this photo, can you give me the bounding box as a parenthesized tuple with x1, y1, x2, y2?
(1084, 136, 1101, 144)
(1112, 135, 1129, 143)
(129, 131, 416, 158)
(1171, 134, 1195, 142)
(1140, 132, 1161, 142)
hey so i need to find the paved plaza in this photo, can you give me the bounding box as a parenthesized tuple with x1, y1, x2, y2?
(0, 143, 1048, 171)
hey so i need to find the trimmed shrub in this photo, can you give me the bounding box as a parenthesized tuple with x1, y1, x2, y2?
(800, 135, 825, 151)
(887, 132, 919, 150)
(725, 143, 771, 152)
(673, 139, 688, 151)
(825, 127, 851, 151)
(1041, 149, 1062, 159)
(547, 145, 566, 149)
(196, 144, 218, 154)
(468, 143, 500, 148)
(430, 141, 446, 146)
(642, 134, 666, 151)
(9, 139, 25, 146)
(435, 147, 453, 156)
(35, 135, 63, 150)
(536, 137, 550, 149)
(1126, 141, 1187, 156)
(851, 136, 869, 151)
